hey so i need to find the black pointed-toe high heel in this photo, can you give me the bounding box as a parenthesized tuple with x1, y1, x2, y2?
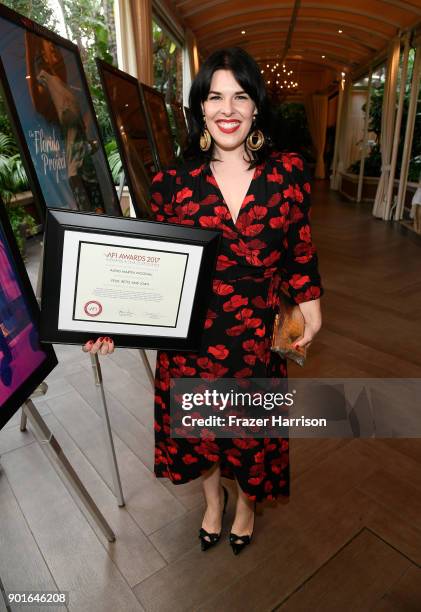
(199, 485, 229, 551)
(229, 502, 256, 555)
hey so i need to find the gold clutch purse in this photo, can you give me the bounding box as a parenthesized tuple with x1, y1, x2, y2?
(270, 292, 307, 367)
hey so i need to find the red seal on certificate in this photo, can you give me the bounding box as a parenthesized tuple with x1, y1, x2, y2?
(84, 300, 103, 317)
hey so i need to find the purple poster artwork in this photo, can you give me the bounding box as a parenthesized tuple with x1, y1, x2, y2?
(0, 226, 47, 405)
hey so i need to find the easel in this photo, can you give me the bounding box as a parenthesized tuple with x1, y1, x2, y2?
(33, 243, 125, 506)
(28, 173, 156, 507)
(117, 170, 155, 389)
(4, 383, 115, 542)
(0, 572, 12, 612)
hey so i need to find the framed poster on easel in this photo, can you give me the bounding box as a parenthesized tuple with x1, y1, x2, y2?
(184, 106, 193, 132)
(96, 59, 158, 218)
(0, 4, 122, 218)
(140, 83, 176, 169)
(0, 199, 57, 431)
(0, 196, 116, 536)
(170, 102, 189, 151)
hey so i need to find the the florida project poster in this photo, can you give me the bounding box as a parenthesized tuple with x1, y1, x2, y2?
(0, 5, 121, 216)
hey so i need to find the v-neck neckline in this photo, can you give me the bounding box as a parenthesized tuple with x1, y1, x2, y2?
(208, 163, 258, 228)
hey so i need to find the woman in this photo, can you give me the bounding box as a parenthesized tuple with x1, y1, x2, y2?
(84, 47, 323, 554)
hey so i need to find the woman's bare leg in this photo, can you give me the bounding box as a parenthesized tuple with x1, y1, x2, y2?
(201, 462, 225, 539)
(230, 479, 255, 541)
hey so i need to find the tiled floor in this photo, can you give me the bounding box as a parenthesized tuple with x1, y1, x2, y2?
(1, 182, 421, 611)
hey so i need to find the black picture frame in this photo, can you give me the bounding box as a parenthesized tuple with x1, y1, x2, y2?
(184, 106, 193, 132)
(170, 102, 189, 151)
(0, 4, 122, 219)
(0, 200, 57, 431)
(96, 59, 160, 215)
(139, 83, 176, 169)
(40, 209, 221, 351)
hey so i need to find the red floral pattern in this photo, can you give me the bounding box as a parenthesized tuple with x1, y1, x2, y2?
(150, 152, 324, 502)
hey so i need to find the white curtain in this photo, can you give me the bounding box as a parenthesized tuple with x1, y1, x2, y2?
(183, 29, 199, 106)
(114, 0, 153, 84)
(130, 0, 154, 85)
(185, 29, 199, 80)
(305, 94, 328, 178)
(372, 37, 401, 219)
(331, 76, 352, 189)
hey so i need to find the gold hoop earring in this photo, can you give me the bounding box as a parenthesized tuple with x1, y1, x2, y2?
(247, 129, 265, 151)
(200, 123, 212, 151)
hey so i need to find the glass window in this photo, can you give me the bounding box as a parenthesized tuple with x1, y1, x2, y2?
(152, 20, 182, 104)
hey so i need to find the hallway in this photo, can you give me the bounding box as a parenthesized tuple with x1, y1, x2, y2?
(1, 183, 421, 611)
(303, 179, 421, 379)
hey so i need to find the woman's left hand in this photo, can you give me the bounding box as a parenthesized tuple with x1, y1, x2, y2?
(294, 299, 322, 350)
(82, 337, 115, 355)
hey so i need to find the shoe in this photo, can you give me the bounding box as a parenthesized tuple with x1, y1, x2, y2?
(229, 501, 256, 555)
(199, 485, 229, 551)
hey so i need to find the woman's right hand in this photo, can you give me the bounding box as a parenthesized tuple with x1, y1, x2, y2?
(82, 337, 115, 355)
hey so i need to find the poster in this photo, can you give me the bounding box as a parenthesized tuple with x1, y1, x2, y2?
(0, 5, 121, 216)
(170, 102, 189, 151)
(0, 202, 57, 430)
(97, 59, 157, 218)
(140, 84, 176, 169)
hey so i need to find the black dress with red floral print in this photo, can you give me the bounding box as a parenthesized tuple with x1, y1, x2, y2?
(150, 152, 324, 502)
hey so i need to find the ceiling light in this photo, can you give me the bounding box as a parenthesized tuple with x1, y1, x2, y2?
(322, 55, 325, 58)
(266, 64, 270, 68)
(261, 69, 264, 73)
(338, 29, 343, 33)
(241, 30, 246, 34)
(267, 80, 271, 84)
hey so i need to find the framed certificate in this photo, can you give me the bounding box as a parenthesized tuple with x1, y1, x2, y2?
(0, 199, 57, 431)
(40, 209, 221, 350)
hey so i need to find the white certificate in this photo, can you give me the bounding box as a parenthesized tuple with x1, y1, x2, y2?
(58, 230, 203, 338)
(73, 242, 188, 327)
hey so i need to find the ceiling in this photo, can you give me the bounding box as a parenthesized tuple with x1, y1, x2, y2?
(169, 0, 421, 97)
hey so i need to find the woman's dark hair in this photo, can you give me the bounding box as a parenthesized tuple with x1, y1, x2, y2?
(184, 47, 275, 167)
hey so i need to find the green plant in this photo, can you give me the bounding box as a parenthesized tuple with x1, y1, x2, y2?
(272, 103, 313, 159)
(0, 132, 29, 198)
(60, 0, 118, 144)
(0, 131, 35, 253)
(6, 203, 37, 253)
(104, 139, 123, 183)
(153, 21, 182, 104)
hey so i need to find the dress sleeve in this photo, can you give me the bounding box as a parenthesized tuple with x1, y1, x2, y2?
(149, 169, 177, 222)
(280, 155, 324, 304)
